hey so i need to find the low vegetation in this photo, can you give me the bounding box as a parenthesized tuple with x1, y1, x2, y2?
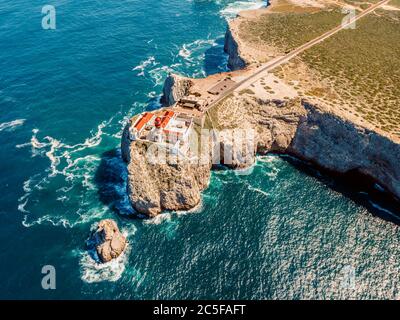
(239, 1, 400, 137)
(300, 11, 400, 135)
(390, 0, 400, 7)
(240, 7, 346, 54)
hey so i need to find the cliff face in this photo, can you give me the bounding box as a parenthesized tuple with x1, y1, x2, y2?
(224, 23, 247, 71)
(219, 11, 400, 199)
(289, 103, 400, 199)
(217, 95, 400, 200)
(121, 125, 211, 217)
(161, 73, 193, 107)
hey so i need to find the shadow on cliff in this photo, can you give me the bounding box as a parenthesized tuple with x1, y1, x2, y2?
(281, 154, 400, 225)
(203, 37, 229, 76)
(94, 148, 136, 217)
(278, 103, 400, 225)
(272, 100, 400, 225)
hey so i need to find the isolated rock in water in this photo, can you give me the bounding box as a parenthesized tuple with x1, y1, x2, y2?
(89, 219, 126, 263)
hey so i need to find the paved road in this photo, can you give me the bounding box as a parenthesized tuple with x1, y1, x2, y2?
(207, 0, 389, 109)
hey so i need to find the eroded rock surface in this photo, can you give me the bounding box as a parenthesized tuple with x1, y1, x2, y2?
(89, 219, 126, 263)
(121, 133, 211, 217)
(216, 95, 400, 200)
(224, 25, 247, 71)
(161, 73, 193, 107)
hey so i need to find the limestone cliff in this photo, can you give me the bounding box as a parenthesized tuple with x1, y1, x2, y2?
(121, 125, 211, 217)
(224, 23, 247, 70)
(161, 73, 193, 107)
(216, 95, 400, 200)
(290, 102, 400, 200)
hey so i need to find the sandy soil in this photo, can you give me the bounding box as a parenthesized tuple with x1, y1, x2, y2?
(381, 4, 400, 10)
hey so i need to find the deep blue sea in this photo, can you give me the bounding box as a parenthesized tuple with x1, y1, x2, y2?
(1, 0, 400, 299)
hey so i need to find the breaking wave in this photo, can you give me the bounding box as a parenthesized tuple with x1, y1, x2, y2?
(257, 155, 281, 180)
(80, 229, 133, 283)
(131, 37, 227, 88)
(132, 56, 158, 77)
(219, 0, 267, 20)
(0, 119, 25, 132)
(16, 111, 134, 228)
(143, 199, 204, 226)
(178, 39, 217, 63)
(132, 56, 183, 87)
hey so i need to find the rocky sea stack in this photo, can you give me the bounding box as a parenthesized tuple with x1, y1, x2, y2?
(88, 219, 127, 263)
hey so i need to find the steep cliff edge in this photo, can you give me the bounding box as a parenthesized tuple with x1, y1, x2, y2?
(215, 95, 400, 200)
(290, 103, 400, 199)
(121, 125, 211, 217)
(224, 24, 247, 70)
(161, 73, 193, 107)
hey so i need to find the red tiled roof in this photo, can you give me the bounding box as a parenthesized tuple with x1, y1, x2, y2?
(134, 112, 153, 131)
(160, 110, 174, 128)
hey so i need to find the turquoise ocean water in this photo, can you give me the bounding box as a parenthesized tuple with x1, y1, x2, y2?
(1, 0, 400, 299)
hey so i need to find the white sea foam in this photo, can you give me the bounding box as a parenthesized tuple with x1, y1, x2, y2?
(22, 214, 73, 228)
(17, 199, 29, 213)
(133, 37, 220, 88)
(80, 251, 128, 283)
(20, 119, 110, 178)
(247, 184, 270, 197)
(257, 155, 281, 180)
(56, 195, 69, 202)
(144, 213, 173, 225)
(143, 198, 204, 225)
(17, 112, 126, 228)
(179, 44, 192, 60)
(147, 91, 157, 99)
(257, 154, 281, 163)
(220, 0, 267, 20)
(174, 198, 204, 216)
(149, 65, 179, 87)
(186, 199, 204, 214)
(0, 118, 25, 132)
(80, 229, 132, 283)
(132, 56, 158, 77)
(178, 39, 217, 63)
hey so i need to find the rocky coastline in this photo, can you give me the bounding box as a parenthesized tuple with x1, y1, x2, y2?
(121, 4, 400, 217)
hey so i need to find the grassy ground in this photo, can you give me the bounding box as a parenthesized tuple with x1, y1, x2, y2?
(299, 10, 400, 135)
(240, 7, 346, 54)
(342, 0, 380, 9)
(239, 1, 400, 137)
(389, 0, 400, 7)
